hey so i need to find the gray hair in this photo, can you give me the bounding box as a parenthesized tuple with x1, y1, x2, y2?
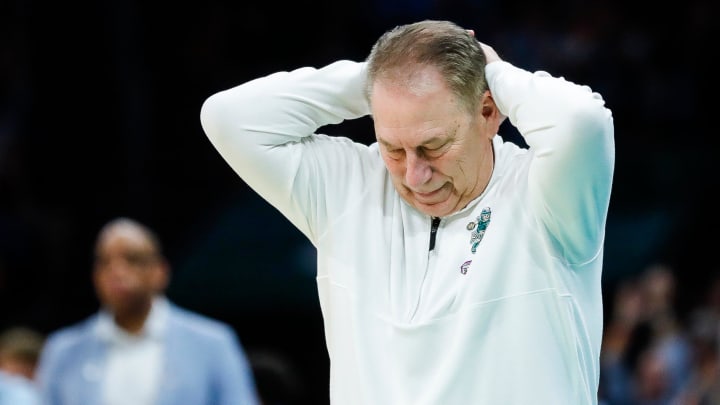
(364, 20, 488, 114)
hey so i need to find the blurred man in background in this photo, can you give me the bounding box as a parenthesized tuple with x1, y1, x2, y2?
(0, 369, 40, 405)
(35, 217, 260, 405)
(0, 326, 44, 381)
(0, 326, 43, 405)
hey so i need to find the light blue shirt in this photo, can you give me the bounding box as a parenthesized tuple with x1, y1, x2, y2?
(0, 371, 40, 405)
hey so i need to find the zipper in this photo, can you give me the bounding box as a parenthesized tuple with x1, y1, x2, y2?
(428, 216, 441, 251)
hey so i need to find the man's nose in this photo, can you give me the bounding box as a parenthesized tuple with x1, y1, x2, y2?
(405, 153, 432, 188)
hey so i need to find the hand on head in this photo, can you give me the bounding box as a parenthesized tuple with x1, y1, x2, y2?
(466, 29, 501, 64)
(466, 29, 505, 125)
(478, 43, 501, 64)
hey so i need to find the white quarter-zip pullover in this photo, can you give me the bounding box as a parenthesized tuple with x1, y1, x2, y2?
(201, 59, 615, 405)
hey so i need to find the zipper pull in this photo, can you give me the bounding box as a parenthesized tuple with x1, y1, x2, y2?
(429, 217, 441, 251)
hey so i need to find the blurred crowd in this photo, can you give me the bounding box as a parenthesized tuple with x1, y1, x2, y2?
(599, 264, 720, 404)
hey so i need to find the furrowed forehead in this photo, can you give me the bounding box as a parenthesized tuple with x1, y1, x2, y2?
(376, 123, 459, 149)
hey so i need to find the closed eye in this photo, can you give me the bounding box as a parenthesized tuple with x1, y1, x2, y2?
(421, 142, 450, 158)
(385, 148, 405, 160)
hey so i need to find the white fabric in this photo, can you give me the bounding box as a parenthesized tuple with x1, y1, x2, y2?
(96, 297, 168, 405)
(201, 59, 614, 404)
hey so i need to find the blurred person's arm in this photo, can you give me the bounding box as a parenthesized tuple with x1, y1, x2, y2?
(211, 325, 261, 405)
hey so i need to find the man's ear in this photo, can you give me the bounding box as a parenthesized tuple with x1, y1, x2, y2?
(480, 91, 505, 132)
(153, 258, 171, 293)
(481, 91, 496, 118)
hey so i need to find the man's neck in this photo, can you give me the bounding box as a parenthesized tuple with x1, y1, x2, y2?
(114, 301, 153, 335)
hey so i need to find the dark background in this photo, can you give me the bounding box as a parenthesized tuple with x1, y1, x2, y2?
(1, 0, 716, 403)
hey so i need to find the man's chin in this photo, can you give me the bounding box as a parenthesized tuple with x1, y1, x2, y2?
(399, 189, 455, 217)
(414, 200, 453, 218)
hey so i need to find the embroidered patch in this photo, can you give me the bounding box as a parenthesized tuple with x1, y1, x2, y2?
(470, 207, 492, 254)
(460, 260, 472, 275)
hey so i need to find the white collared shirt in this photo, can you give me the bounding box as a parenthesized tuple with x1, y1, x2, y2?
(96, 296, 168, 405)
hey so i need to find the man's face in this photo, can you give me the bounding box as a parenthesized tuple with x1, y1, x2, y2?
(0, 353, 36, 380)
(371, 66, 495, 218)
(92, 225, 166, 315)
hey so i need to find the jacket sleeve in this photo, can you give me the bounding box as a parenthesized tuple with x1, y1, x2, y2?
(211, 326, 261, 405)
(34, 331, 68, 405)
(200, 60, 372, 244)
(486, 61, 615, 265)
